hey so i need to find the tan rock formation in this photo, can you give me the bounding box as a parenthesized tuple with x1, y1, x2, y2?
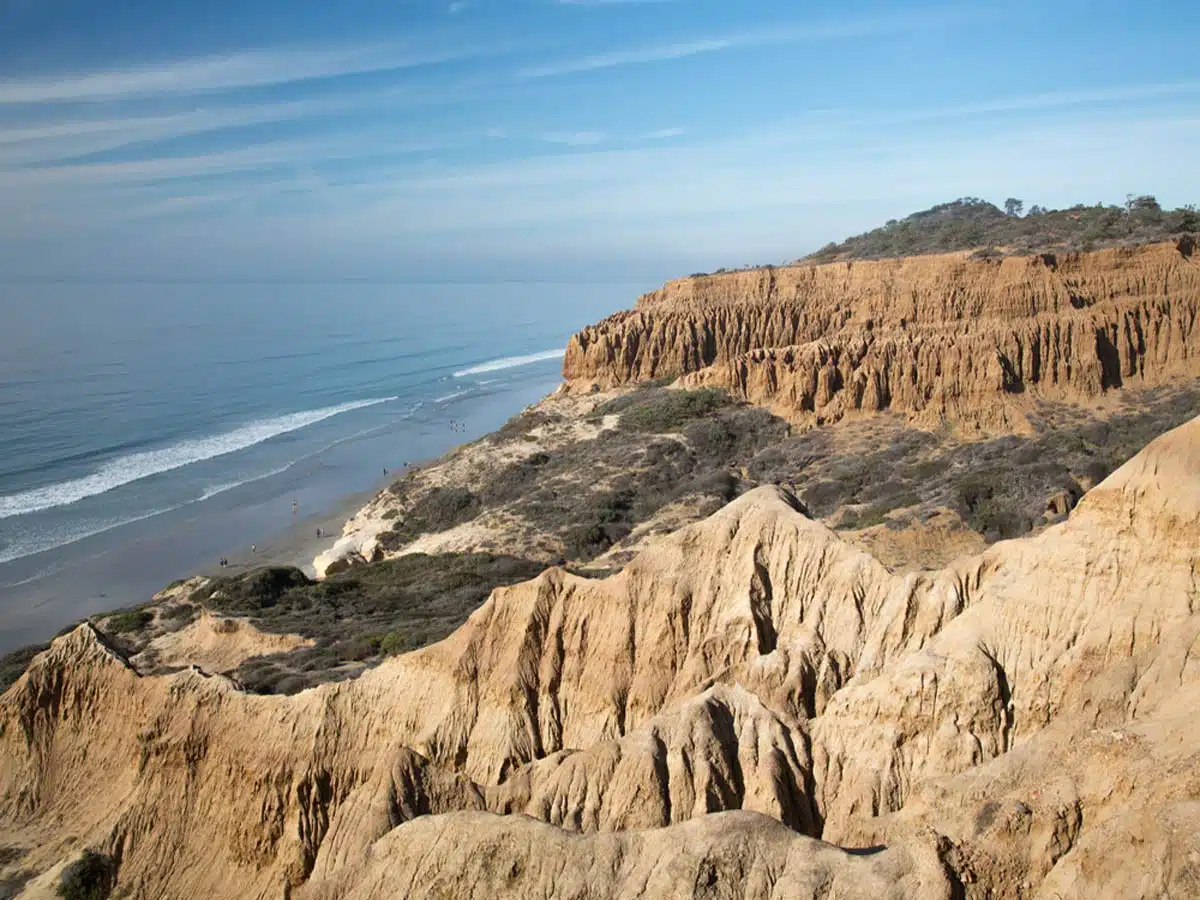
(565, 242, 1200, 430)
(3, 415, 1200, 899)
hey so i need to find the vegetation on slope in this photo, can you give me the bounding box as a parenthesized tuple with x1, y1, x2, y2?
(196, 553, 544, 693)
(382, 386, 786, 565)
(4, 380, 1200, 696)
(804, 195, 1198, 263)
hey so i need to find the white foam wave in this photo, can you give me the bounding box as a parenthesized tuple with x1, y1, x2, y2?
(0, 396, 397, 521)
(0, 504, 177, 567)
(453, 348, 563, 378)
(435, 388, 472, 404)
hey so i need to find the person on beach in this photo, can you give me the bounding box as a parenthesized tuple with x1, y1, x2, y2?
(292, 500, 298, 515)
(250, 544, 256, 553)
(316, 527, 322, 538)
(383, 467, 387, 476)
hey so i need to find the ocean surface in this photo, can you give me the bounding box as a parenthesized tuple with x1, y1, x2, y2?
(0, 282, 636, 653)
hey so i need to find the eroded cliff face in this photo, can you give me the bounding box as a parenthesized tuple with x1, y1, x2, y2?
(565, 242, 1200, 430)
(3, 416, 1200, 899)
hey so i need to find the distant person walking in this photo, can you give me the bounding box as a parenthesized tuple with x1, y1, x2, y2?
(292, 500, 298, 515)
(250, 544, 256, 553)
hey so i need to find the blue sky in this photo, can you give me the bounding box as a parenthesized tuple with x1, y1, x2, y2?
(0, 0, 1197, 282)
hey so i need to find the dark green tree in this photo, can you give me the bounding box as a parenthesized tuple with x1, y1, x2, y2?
(1126, 194, 1161, 213)
(1004, 197, 1024, 217)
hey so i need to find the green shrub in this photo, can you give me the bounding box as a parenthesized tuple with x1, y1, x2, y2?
(57, 850, 115, 900)
(191, 567, 312, 614)
(408, 487, 479, 531)
(969, 499, 1027, 539)
(955, 475, 999, 513)
(379, 630, 408, 656)
(213, 553, 544, 693)
(381, 487, 481, 547)
(618, 388, 730, 433)
(102, 609, 153, 634)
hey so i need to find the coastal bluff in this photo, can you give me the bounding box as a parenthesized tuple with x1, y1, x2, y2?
(5, 232, 1200, 899)
(4, 415, 1200, 898)
(564, 241, 1200, 430)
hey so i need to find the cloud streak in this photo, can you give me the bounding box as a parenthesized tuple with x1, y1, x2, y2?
(539, 130, 606, 145)
(558, 0, 674, 5)
(0, 43, 485, 104)
(642, 127, 685, 140)
(518, 8, 976, 78)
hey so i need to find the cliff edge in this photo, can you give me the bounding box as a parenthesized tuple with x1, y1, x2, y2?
(564, 241, 1200, 431)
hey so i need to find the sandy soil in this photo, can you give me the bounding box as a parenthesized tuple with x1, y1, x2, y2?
(207, 479, 392, 578)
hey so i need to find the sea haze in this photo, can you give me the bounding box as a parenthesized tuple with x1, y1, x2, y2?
(0, 281, 634, 652)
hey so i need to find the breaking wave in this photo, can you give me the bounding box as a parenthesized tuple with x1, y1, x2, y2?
(452, 348, 563, 378)
(0, 396, 397, 520)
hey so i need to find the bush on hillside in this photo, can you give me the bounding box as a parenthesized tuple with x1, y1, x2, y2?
(614, 388, 731, 432)
(804, 196, 1200, 262)
(210, 553, 544, 694)
(57, 851, 115, 900)
(102, 608, 154, 634)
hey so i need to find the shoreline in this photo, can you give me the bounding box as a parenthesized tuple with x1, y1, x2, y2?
(0, 376, 557, 657)
(203, 478, 390, 579)
(208, 461, 432, 580)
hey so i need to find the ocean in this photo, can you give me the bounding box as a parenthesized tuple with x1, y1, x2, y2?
(0, 282, 635, 653)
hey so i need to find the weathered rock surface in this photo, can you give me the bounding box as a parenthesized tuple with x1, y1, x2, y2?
(565, 243, 1200, 430)
(2, 413, 1200, 898)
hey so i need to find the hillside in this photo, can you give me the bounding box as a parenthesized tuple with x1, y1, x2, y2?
(804, 195, 1199, 262)
(5, 225, 1200, 900)
(4, 415, 1200, 899)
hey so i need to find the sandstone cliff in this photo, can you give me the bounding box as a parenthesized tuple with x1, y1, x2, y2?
(3, 414, 1200, 899)
(564, 242, 1200, 430)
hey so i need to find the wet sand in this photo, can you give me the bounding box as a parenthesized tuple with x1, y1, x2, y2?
(204, 483, 384, 578)
(208, 464, 427, 577)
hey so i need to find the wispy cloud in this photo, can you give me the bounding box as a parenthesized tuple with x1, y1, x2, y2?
(558, 0, 674, 5)
(518, 8, 975, 78)
(0, 71, 508, 169)
(518, 38, 728, 79)
(0, 43, 485, 104)
(642, 127, 685, 140)
(448, 1, 468, 13)
(539, 131, 607, 146)
(0, 130, 455, 191)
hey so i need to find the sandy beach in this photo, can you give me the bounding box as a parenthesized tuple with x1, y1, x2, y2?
(0, 373, 556, 657)
(203, 481, 388, 578)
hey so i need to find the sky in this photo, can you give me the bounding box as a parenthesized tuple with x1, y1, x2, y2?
(0, 0, 1197, 283)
